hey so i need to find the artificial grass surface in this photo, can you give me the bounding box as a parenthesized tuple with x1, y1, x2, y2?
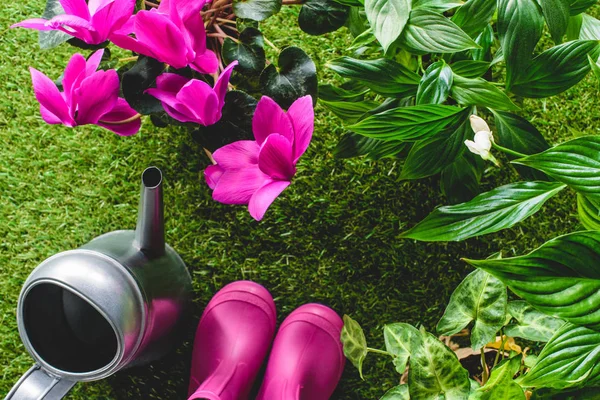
(1, 2, 598, 399)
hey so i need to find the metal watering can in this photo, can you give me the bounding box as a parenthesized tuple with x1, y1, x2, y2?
(5, 167, 192, 400)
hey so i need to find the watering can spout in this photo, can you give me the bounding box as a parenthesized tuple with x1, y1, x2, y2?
(134, 166, 165, 256)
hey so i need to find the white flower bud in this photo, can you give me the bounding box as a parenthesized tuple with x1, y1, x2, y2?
(469, 115, 491, 135)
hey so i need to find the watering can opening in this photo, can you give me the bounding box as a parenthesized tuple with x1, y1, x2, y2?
(22, 282, 119, 374)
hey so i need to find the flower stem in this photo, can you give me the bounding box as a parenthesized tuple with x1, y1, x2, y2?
(99, 113, 142, 125)
(204, 148, 217, 165)
(263, 37, 280, 52)
(366, 347, 394, 357)
(208, 33, 237, 42)
(481, 348, 490, 385)
(492, 142, 527, 159)
(144, 0, 159, 8)
(119, 56, 139, 63)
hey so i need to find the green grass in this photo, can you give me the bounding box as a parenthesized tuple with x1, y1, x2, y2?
(1, 2, 599, 399)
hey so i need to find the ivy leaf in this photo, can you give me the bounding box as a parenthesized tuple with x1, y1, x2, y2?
(450, 60, 491, 78)
(233, 0, 282, 21)
(520, 324, 600, 389)
(121, 56, 166, 115)
(577, 193, 600, 230)
(260, 46, 317, 109)
(511, 40, 600, 98)
(408, 328, 471, 399)
(341, 315, 368, 379)
(539, 0, 571, 43)
(384, 323, 423, 374)
(299, 0, 350, 35)
(497, 0, 544, 88)
(451, 75, 519, 111)
(437, 269, 507, 349)
(401, 9, 479, 54)
(464, 231, 600, 331)
(472, 357, 525, 400)
(416, 60, 453, 105)
(38, 0, 71, 49)
(349, 105, 466, 141)
(364, 0, 411, 53)
(400, 181, 567, 241)
(513, 136, 600, 196)
(451, 0, 497, 39)
(441, 153, 483, 204)
(327, 57, 420, 97)
(222, 27, 266, 76)
(334, 133, 409, 159)
(505, 301, 566, 342)
(380, 385, 410, 400)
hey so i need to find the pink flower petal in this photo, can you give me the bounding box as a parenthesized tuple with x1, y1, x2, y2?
(145, 76, 197, 124)
(213, 140, 260, 169)
(47, 14, 97, 43)
(97, 98, 141, 136)
(156, 72, 190, 92)
(74, 70, 119, 125)
(29, 67, 73, 126)
(214, 61, 237, 109)
(190, 50, 219, 74)
(85, 49, 104, 75)
(59, 0, 91, 19)
(248, 180, 291, 221)
(134, 11, 188, 68)
(111, 14, 134, 35)
(109, 33, 153, 57)
(252, 96, 294, 145)
(205, 164, 224, 190)
(212, 166, 269, 205)
(258, 134, 296, 180)
(88, 0, 113, 15)
(177, 80, 219, 125)
(287, 95, 314, 162)
(62, 53, 87, 110)
(90, 0, 135, 41)
(40, 104, 65, 124)
(11, 18, 53, 31)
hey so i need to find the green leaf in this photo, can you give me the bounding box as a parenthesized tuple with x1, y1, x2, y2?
(364, 0, 411, 53)
(400, 181, 567, 241)
(451, 0, 497, 38)
(472, 357, 525, 399)
(318, 83, 368, 102)
(381, 385, 410, 400)
(491, 110, 550, 180)
(580, 14, 600, 40)
(540, 0, 571, 43)
(532, 386, 600, 399)
(121, 56, 166, 115)
(450, 60, 491, 78)
(437, 269, 507, 349)
(505, 300, 566, 342)
(408, 329, 471, 399)
(412, 0, 464, 12)
(260, 46, 317, 109)
(348, 27, 379, 51)
(341, 315, 368, 379)
(441, 153, 482, 204)
(384, 323, 423, 374)
(334, 133, 409, 159)
(451, 75, 519, 111)
(514, 136, 600, 196)
(464, 231, 600, 331)
(326, 57, 420, 97)
(511, 40, 600, 98)
(401, 9, 479, 54)
(299, 0, 350, 35)
(39, 0, 71, 49)
(233, 0, 282, 21)
(472, 24, 495, 62)
(577, 193, 600, 230)
(401, 114, 471, 180)
(589, 54, 600, 84)
(497, 0, 544, 88)
(520, 324, 600, 389)
(222, 27, 266, 76)
(321, 100, 380, 123)
(416, 61, 454, 105)
(569, 0, 598, 15)
(567, 14, 583, 40)
(349, 105, 466, 141)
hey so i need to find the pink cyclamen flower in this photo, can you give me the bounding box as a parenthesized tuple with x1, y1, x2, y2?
(12, 0, 135, 45)
(145, 61, 237, 126)
(110, 0, 218, 74)
(30, 49, 141, 136)
(205, 95, 314, 221)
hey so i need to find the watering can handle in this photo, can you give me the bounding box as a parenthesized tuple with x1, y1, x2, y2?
(4, 365, 76, 400)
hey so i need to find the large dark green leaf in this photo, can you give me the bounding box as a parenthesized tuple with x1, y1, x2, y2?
(326, 57, 420, 97)
(472, 24, 495, 62)
(451, 75, 519, 111)
(505, 301, 566, 342)
(260, 46, 317, 109)
(39, 0, 70, 49)
(520, 324, 600, 389)
(540, 0, 571, 43)
(321, 99, 380, 123)
(318, 83, 368, 102)
(532, 387, 600, 399)
(451, 0, 497, 39)
(349, 105, 466, 141)
(334, 133, 409, 159)
(569, 0, 598, 15)
(233, 0, 282, 21)
(491, 110, 550, 180)
(299, 0, 350, 35)
(511, 40, 600, 98)
(464, 231, 600, 331)
(400, 181, 567, 241)
(341, 315, 368, 379)
(416, 61, 453, 105)
(514, 136, 600, 196)
(122, 56, 166, 115)
(450, 60, 491, 78)
(384, 323, 423, 374)
(401, 9, 479, 54)
(222, 27, 265, 76)
(577, 193, 600, 230)
(579, 13, 600, 40)
(441, 153, 482, 204)
(408, 328, 471, 399)
(437, 269, 507, 349)
(412, 0, 464, 11)
(473, 357, 525, 399)
(364, 0, 411, 52)
(497, 0, 544, 88)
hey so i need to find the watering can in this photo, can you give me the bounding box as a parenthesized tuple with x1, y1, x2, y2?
(5, 167, 192, 400)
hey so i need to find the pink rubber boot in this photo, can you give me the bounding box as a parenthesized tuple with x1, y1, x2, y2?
(188, 281, 277, 400)
(256, 304, 345, 400)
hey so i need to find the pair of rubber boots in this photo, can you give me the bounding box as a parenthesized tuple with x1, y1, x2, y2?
(188, 281, 345, 400)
